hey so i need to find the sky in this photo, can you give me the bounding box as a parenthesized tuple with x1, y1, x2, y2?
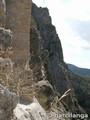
(32, 0, 90, 69)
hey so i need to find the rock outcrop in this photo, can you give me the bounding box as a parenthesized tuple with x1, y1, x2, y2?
(0, 84, 18, 120)
(0, 27, 12, 58)
(13, 97, 73, 120)
(0, 0, 34, 119)
(0, 0, 90, 120)
(0, 0, 6, 27)
(3, 0, 33, 101)
(31, 3, 69, 93)
(31, 3, 85, 115)
(17, 69, 33, 103)
(5, 0, 32, 68)
(13, 98, 48, 120)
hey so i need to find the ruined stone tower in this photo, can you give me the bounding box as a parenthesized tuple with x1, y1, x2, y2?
(5, 0, 32, 68)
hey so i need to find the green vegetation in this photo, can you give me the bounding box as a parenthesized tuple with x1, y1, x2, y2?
(67, 63, 90, 76)
(83, 76, 90, 81)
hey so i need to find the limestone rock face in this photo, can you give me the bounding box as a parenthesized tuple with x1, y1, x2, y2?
(32, 6, 51, 25)
(13, 98, 71, 120)
(2, 0, 33, 102)
(32, 4, 63, 61)
(0, 84, 18, 120)
(32, 4, 65, 91)
(13, 99, 48, 120)
(0, 0, 6, 27)
(0, 0, 89, 119)
(34, 80, 56, 110)
(0, 27, 12, 52)
(0, 57, 17, 92)
(0, 57, 13, 76)
(30, 27, 44, 81)
(31, 3, 88, 115)
(6, 0, 32, 67)
(17, 69, 33, 103)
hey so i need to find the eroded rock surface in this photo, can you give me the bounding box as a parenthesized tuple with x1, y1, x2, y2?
(0, 0, 90, 120)
(0, 27, 12, 57)
(17, 69, 33, 103)
(31, 3, 82, 114)
(13, 98, 72, 120)
(0, 0, 6, 27)
(0, 84, 18, 120)
(6, 0, 32, 68)
(13, 98, 48, 120)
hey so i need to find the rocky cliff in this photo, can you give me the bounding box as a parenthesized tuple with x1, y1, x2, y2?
(31, 3, 90, 118)
(31, 2, 88, 114)
(68, 70, 90, 118)
(0, 0, 90, 120)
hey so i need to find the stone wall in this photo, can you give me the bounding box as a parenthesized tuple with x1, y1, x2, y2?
(0, 0, 6, 27)
(5, 0, 32, 68)
(0, 0, 33, 103)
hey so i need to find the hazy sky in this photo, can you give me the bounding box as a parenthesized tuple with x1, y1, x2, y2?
(32, 0, 90, 68)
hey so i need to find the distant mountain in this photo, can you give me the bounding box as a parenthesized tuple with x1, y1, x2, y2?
(67, 63, 90, 76)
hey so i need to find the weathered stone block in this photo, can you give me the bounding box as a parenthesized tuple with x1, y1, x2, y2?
(17, 69, 33, 103)
(0, 0, 6, 27)
(0, 84, 18, 120)
(0, 27, 12, 51)
(6, 0, 32, 67)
